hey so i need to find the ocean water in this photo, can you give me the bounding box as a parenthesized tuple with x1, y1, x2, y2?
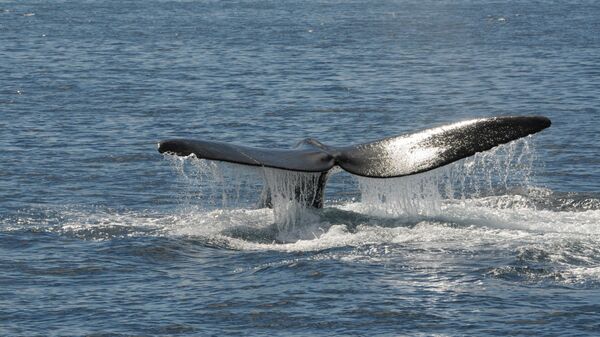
(2, 0, 600, 335)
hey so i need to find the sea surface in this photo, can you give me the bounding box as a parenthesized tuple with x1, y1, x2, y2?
(2, 0, 600, 336)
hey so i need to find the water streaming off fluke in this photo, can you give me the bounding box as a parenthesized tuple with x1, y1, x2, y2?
(163, 138, 538, 235)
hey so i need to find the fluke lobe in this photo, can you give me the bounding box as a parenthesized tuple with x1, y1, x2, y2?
(158, 115, 551, 208)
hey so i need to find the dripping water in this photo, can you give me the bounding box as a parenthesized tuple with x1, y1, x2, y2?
(164, 155, 323, 239)
(355, 138, 537, 217)
(165, 155, 264, 211)
(261, 168, 321, 232)
(163, 138, 537, 232)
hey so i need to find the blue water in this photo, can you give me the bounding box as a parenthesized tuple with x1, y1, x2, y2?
(2, 0, 600, 335)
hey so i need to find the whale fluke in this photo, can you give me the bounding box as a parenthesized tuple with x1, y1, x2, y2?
(158, 138, 335, 172)
(335, 115, 551, 178)
(158, 115, 550, 207)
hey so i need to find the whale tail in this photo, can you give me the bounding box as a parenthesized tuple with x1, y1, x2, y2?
(158, 116, 551, 208)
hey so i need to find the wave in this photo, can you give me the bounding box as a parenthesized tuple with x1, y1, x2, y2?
(3, 138, 600, 286)
(3, 190, 600, 288)
(3, 191, 599, 245)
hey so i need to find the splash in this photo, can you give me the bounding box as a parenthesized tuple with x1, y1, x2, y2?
(165, 155, 264, 211)
(165, 155, 324, 239)
(355, 138, 536, 217)
(261, 168, 322, 233)
(161, 138, 542, 241)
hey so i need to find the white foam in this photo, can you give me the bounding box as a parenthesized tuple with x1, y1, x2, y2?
(561, 266, 600, 285)
(50, 140, 589, 257)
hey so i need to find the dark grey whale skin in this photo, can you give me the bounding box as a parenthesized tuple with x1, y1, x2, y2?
(158, 116, 551, 208)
